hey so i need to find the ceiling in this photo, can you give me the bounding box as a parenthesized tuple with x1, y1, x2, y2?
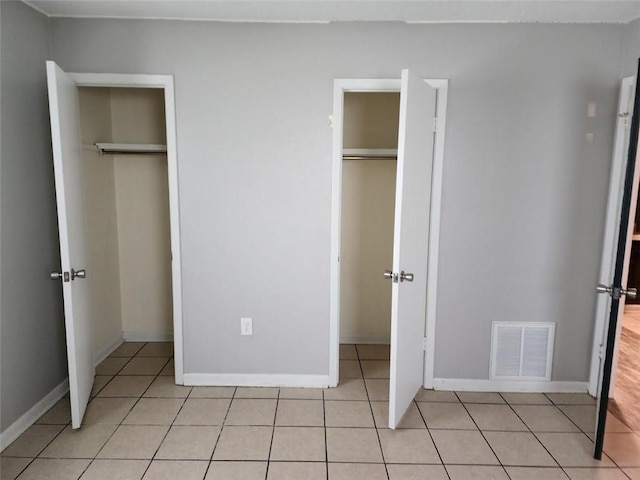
(24, 0, 640, 24)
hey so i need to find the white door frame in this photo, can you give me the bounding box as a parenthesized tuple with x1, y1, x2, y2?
(329, 77, 448, 388)
(70, 71, 184, 384)
(588, 75, 635, 396)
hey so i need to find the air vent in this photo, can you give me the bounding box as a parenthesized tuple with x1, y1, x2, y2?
(490, 322, 555, 381)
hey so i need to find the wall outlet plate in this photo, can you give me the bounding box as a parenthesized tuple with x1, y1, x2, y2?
(240, 317, 252, 336)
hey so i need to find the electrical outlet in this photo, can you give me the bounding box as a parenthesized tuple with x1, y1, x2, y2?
(240, 317, 252, 336)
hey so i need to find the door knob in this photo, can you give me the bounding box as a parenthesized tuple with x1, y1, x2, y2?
(383, 270, 398, 282)
(50, 271, 70, 282)
(71, 268, 86, 280)
(596, 283, 637, 299)
(399, 271, 414, 282)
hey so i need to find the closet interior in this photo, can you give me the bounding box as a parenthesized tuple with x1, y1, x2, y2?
(78, 87, 173, 363)
(339, 92, 400, 375)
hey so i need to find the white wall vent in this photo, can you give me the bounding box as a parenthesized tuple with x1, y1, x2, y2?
(490, 322, 555, 381)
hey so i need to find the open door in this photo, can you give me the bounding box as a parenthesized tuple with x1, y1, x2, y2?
(608, 77, 639, 399)
(594, 62, 640, 458)
(46, 61, 94, 429)
(388, 69, 437, 429)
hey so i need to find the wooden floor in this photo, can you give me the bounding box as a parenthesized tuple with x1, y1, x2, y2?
(608, 313, 640, 431)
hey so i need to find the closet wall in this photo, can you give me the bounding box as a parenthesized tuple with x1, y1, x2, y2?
(111, 89, 172, 339)
(340, 93, 400, 344)
(79, 88, 123, 352)
(78, 87, 172, 354)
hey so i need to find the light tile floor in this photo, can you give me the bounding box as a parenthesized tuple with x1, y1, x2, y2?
(2, 342, 640, 479)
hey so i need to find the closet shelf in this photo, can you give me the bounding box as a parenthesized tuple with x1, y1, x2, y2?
(94, 142, 167, 155)
(342, 148, 397, 159)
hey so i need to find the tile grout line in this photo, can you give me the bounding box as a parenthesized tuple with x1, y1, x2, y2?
(104, 345, 163, 476)
(12, 419, 71, 470)
(150, 356, 190, 463)
(39, 344, 156, 475)
(6, 457, 36, 480)
(546, 393, 634, 472)
(323, 387, 329, 480)
(136, 349, 186, 475)
(547, 394, 633, 472)
(494, 392, 545, 480)
(41, 343, 153, 478)
(454, 392, 510, 478)
(501, 392, 581, 478)
(92, 345, 174, 475)
(264, 387, 281, 480)
(206, 387, 238, 470)
(94, 342, 141, 385)
(203, 386, 237, 479)
(414, 398, 452, 480)
(356, 344, 390, 480)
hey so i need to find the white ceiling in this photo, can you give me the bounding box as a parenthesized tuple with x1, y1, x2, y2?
(24, 0, 640, 24)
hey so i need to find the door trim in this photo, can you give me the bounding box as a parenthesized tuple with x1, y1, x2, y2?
(588, 75, 635, 396)
(69, 72, 184, 385)
(328, 77, 448, 388)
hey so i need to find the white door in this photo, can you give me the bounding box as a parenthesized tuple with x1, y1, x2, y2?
(589, 76, 635, 398)
(46, 61, 94, 429)
(593, 70, 639, 459)
(608, 77, 637, 398)
(388, 69, 437, 429)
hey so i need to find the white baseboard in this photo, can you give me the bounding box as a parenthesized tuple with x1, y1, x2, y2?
(432, 378, 589, 393)
(340, 336, 390, 345)
(123, 331, 173, 342)
(0, 379, 69, 452)
(94, 334, 124, 367)
(184, 373, 330, 388)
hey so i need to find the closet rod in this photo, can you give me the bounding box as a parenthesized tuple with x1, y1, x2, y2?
(342, 156, 397, 160)
(94, 142, 167, 155)
(342, 148, 397, 160)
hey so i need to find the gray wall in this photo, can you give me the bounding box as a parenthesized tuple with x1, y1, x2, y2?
(623, 18, 640, 77)
(50, 20, 623, 382)
(51, 20, 624, 382)
(1, 1, 68, 431)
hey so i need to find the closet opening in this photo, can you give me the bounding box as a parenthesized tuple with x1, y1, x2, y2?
(78, 86, 175, 376)
(329, 76, 448, 423)
(339, 92, 400, 385)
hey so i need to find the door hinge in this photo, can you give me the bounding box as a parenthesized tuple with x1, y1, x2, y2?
(423, 337, 428, 350)
(598, 343, 605, 360)
(433, 117, 438, 133)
